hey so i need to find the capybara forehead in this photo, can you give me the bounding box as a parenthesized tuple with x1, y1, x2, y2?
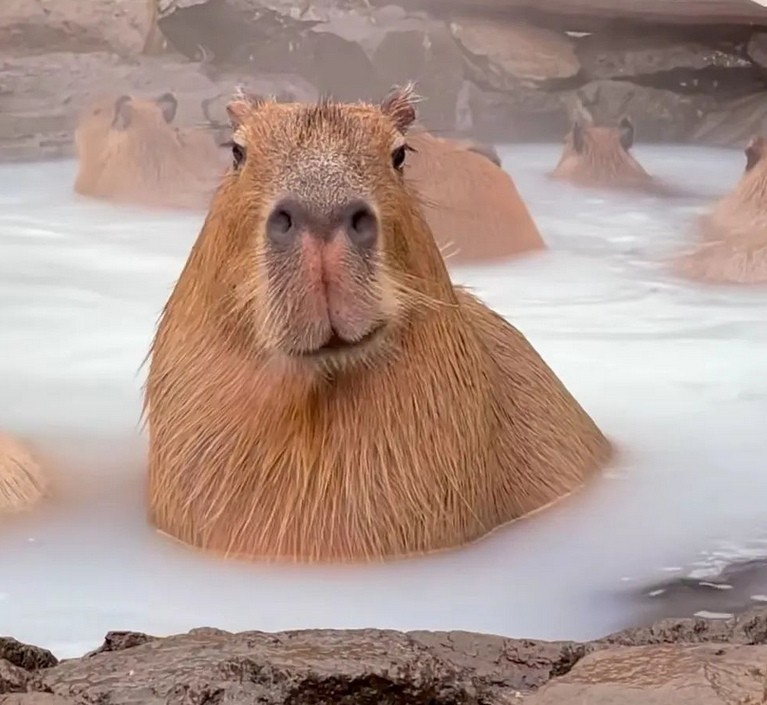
(239, 100, 400, 160)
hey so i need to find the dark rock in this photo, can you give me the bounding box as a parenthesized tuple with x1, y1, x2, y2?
(0, 637, 57, 671)
(85, 631, 159, 657)
(0, 660, 31, 694)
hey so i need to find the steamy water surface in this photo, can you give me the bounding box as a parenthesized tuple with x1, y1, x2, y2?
(1, 143, 766, 657)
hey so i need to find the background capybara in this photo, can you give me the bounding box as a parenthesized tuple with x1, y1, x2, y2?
(0, 433, 45, 513)
(404, 128, 545, 264)
(550, 116, 659, 192)
(74, 92, 228, 210)
(672, 135, 767, 285)
(144, 84, 612, 564)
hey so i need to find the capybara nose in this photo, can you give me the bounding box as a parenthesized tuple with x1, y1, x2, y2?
(265, 197, 378, 250)
(338, 199, 378, 249)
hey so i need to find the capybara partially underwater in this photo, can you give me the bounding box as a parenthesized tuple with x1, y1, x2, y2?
(672, 136, 767, 285)
(144, 85, 612, 563)
(404, 129, 545, 263)
(551, 117, 675, 195)
(0, 433, 45, 513)
(74, 92, 227, 210)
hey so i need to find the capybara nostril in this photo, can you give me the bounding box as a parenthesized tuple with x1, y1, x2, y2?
(343, 201, 378, 249)
(265, 198, 304, 247)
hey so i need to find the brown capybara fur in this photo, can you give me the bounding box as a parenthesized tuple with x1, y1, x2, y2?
(74, 92, 228, 210)
(672, 136, 767, 285)
(551, 117, 675, 195)
(403, 129, 544, 264)
(0, 433, 45, 513)
(144, 85, 611, 564)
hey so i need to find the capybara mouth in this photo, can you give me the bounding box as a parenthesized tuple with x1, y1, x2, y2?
(298, 324, 385, 357)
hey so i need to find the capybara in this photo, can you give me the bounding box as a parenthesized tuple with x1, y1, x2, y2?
(404, 129, 544, 263)
(550, 116, 674, 194)
(672, 136, 767, 285)
(74, 92, 228, 210)
(0, 433, 45, 513)
(144, 84, 612, 563)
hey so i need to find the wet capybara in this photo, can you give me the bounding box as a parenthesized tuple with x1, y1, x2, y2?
(144, 85, 612, 563)
(551, 117, 670, 194)
(74, 92, 227, 210)
(0, 433, 45, 513)
(404, 129, 545, 263)
(672, 136, 767, 285)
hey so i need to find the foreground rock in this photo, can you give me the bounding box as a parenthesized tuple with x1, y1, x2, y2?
(3, 608, 767, 704)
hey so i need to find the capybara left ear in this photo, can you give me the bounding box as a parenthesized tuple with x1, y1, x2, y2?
(226, 87, 265, 129)
(619, 117, 635, 151)
(381, 82, 418, 134)
(156, 92, 178, 124)
(112, 95, 133, 130)
(572, 121, 585, 153)
(745, 136, 763, 172)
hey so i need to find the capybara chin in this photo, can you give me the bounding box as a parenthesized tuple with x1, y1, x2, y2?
(0, 433, 45, 513)
(74, 92, 227, 211)
(550, 116, 670, 194)
(672, 136, 767, 285)
(404, 129, 545, 264)
(145, 84, 612, 563)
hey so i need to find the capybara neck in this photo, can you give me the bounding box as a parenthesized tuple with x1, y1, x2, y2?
(146, 86, 611, 563)
(404, 128, 545, 264)
(672, 136, 767, 285)
(74, 93, 225, 211)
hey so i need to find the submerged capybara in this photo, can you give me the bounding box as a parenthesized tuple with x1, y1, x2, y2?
(0, 433, 45, 513)
(672, 136, 767, 285)
(74, 92, 228, 210)
(144, 84, 612, 563)
(551, 116, 669, 194)
(404, 129, 544, 263)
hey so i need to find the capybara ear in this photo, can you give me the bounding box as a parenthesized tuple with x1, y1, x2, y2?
(618, 116, 635, 151)
(155, 92, 178, 124)
(572, 120, 585, 153)
(745, 136, 764, 172)
(380, 82, 418, 134)
(226, 86, 265, 129)
(112, 95, 133, 130)
(467, 141, 502, 168)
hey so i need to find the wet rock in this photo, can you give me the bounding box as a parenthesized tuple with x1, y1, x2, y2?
(450, 17, 579, 87)
(597, 605, 767, 646)
(0, 697, 76, 705)
(0, 0, 152, 56)
(576, 28, 751, 80)
(571, 79, 717, 142)
(0, 660, 30, 694)
(525, 643, 767, 704)
(747, 31, 767, 69)
(0, 637, 57, 671)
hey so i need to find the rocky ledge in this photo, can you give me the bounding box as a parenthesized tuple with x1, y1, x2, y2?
(3, 0, 767, 163)
(3, 607, 767, 704)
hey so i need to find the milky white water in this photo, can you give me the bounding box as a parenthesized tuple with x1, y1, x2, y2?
(1, 143, 766, 658)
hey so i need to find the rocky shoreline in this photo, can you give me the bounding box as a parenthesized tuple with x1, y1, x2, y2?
(2, 0, 767, 163)
(2, 607, 767, 703)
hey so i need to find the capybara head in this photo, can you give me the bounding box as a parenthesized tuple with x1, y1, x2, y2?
(74, 92, 225, 209)
(671, 135, 767, 285)
(194, 84, 452, 372)
(551, 116, 656, 190)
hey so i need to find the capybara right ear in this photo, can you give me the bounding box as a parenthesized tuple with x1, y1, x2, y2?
(380, 82, 418, 134)
(745, 136, 764, 172)
(572, 121, 585, 153)
(226, 87, 265, 129)
(112, 95, 133, 130)
(155, 92, 178, 124)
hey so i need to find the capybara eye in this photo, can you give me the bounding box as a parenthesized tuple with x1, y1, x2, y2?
(391, 145, 407, 171)
(232, 142, 246, 169)
(272, 209, 292, 235)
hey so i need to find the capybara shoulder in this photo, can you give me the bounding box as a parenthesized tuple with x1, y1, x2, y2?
(404, 129, 544, 264)
(672, 136, 767, 285)
(0, 433, 45, 513)
(74, 92, 226, 210)
(145, 85, 611, 563)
